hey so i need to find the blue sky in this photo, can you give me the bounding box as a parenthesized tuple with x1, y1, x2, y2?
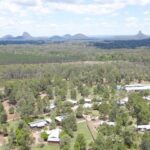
(0, 0, 150, 36)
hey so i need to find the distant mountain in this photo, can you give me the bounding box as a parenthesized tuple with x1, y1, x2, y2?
(113, 31, 149, 41)
(72, 33, 88, 40)
(63, 34, 72, 39)
(15, 32, 33, 40)
(1, 32, 33, 41)
(133, 30, 148, 40)
(49, 33, 88, 41)
(22, 32, 32, 39)
(49, 35, 63, 41)
(2, 34, 14, 39)
(0, 31, 149, 42)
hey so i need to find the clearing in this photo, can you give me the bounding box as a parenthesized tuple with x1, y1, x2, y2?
(32, 121, 93, 150)
(2, 100, 20, 122)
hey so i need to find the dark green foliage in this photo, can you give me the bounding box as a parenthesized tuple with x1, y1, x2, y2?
(46, 85, 54, 99)
(74, 134, 86, 150)
(9, 107, 14, 114)
(93, 124, 137, 150)
(62, 114, 77, 137)
(127, 93, 150, 124)
(141, 132, 150, 150)
(0, 102, 7, 124)
(70, 88, 77, 100)
(40, 132, 48, 141)
(60, 133, 71, 150)
(8, 120, 32, 150)
(76, 106, 83, 118)
(99, 102, 111, 119)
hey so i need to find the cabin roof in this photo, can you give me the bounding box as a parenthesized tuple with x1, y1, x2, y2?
(47, 128, 61, 142)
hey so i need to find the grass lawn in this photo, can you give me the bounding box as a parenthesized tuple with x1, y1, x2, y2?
(8, 120, 20, 129)
(71, 121, 93, 149)
(31, 144, 59, 150)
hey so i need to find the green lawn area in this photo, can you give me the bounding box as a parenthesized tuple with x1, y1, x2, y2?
(32, 121, 93, 150)
(72, 121, 93, 146)
(8, 120, 20, 129)
(32, 144, 59, 150)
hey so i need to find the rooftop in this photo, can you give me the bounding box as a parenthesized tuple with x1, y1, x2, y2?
(46, 128, 61, 142)
(29, 120, 48, 128)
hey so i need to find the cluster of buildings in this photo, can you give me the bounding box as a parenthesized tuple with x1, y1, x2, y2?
(28, 117, 64, 143)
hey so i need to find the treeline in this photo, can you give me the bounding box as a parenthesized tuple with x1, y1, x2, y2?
(0, 40, 45, 45)
(91, 38, 150, 49)
(0, 61, 149, 82)
(0, 43, 149, 65)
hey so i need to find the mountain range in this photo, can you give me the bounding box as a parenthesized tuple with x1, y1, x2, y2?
(0, 32, 88, 41)
(0, 31, 149, 42)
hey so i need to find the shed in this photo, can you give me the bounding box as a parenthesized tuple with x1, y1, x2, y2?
(47, 128, 61, 143)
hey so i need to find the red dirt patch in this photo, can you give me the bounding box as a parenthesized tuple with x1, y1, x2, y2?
(0, 135, 5, 146)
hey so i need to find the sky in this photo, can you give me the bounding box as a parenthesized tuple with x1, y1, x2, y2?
(0, 0, 150, 36)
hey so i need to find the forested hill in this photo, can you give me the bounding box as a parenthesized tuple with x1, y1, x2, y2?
(90, 38, 150, 49)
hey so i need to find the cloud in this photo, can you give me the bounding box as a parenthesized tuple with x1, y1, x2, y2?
(0, 0, 150, 36)
(125, 17, 140, 28)
(46, 2, 125, 15)
(12, 0, 39, 6)
(93, 0, 150, 5)
(0, 0, 150, 16)
(44, 0, 82, 3)
(144, 10, 150, 15)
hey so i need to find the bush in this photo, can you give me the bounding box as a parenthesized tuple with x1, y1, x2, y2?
(9, 107, 14, 114)
(40, 132, 48, 141)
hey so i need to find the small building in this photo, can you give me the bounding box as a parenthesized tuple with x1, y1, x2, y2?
(29, 120, 48, 128)
(72, 105, 79, 111)
(106, 122, 115, 126)
(124, 84, 150, 92)
(143, 96, 150, 101)
(99, 120, 115, 126)
(49, 103, 56, 110)
(84, 98, 92, 103)
(117, 97, 129, 105)
(83, 103, 92, 108)
(83, 98, 92, 108)
(46, 128, 61, 143)
(55, 116, 65, 123)
(137, 125, 150, 131)
(45, 118, 52, 124)
(67, 99, 78, 105)
(116, 85, 123, 90)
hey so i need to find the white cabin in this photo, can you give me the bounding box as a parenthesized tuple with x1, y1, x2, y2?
(46, 128, 61, 143)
